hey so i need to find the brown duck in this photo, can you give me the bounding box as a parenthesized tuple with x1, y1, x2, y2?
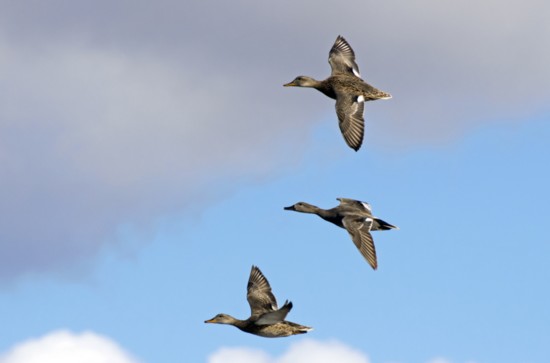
(205, 265, 312, 337)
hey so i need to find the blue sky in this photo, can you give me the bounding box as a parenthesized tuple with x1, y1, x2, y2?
(1, 1, 549, 363)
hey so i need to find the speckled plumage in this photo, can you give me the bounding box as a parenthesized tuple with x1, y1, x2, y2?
(284, 35, 391, 151)
(205, 266, 312, 338)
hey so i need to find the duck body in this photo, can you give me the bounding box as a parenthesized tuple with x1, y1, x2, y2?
(284, 198, 398, 270)
(236, 318, 311, 338)
(298, 74, 390, 102)
(254, 321, 311, 337)
(205, 266, 312, 338)
(284, 35, 391, 151)
(318, 199, 396, 231)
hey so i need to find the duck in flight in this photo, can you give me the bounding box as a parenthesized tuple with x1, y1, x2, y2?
(284, 35, 391, 151)
(205, 265, 312, 337)
(284, 198, 398, 270)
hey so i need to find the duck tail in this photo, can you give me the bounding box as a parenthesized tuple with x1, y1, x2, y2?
(287, 322, 313, 335)
(297, 325, 313, 334)
(373, 218, 398, 230)
(379, 91, 392, 100)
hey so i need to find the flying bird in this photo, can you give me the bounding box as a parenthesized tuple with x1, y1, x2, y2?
(284, 35, 391, 151)
(205, 265, 312, 337)
(284, 198, 398, 270)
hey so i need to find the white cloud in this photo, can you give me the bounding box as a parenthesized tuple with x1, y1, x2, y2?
(208, 340, 479, 363)
(208, 347, 272, 363)
(208, 339, 370, 363)
(0, 330, 139, 363)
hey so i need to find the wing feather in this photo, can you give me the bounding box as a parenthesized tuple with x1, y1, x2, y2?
(335, 94, 365, 151)
(247, 266, 278, 318)
(328, 35, 361, 77)
(342, 216, 378, 270)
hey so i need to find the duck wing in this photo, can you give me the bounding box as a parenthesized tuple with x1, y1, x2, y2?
(329, 35, 361, 78)
(247, 266, 278, 318)
(342, 216, 378, 270)
(255, 300, 293, 325)
(335, 93, 365, 151)
(337, 198, 373, 214)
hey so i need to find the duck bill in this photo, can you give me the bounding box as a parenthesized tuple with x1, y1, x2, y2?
(283, 205, 296, 211)
(283, 81, 297, 87)
(204, 318, 216, 324)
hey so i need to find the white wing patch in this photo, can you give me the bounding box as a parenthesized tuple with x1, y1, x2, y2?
(357, 95, 365, 103)
(352, 68, 361, 78)
(361, 202, 372, 212)
(364, 217, 373, 231)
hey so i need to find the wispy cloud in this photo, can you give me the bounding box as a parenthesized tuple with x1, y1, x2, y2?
(0, 330, 140, 363)
(208, 339, 371, 363)
(208, 339, 478, 363)
(0, 0, 548, 281)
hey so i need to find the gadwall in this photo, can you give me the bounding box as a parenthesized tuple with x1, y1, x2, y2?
(284, 35, 391, 151)
(205, 265, 312, 337)
(284, 198, 397, 270)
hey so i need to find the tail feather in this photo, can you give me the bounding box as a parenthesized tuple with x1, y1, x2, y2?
(297, 327, 313, 334)
(373, 218, 398, 231)
(287, 321, 313, 334)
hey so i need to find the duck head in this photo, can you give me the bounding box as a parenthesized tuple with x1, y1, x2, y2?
(284, 76, 318, 88)
(204, 313, 237, 325)
(284, 202, 317, 213)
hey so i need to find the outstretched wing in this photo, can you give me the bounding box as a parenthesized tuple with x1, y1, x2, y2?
(335, 93, 365, 151)
(342, 216, 378, 270)
(328, 35, 361, 77)
(247, 266, 278, 318)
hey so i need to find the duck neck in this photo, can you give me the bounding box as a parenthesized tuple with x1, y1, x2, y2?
(310, 206, 333, 220)
(311, 207, 342, 227)
(227, 316, 249, 330)
(313, 79, 337, 99)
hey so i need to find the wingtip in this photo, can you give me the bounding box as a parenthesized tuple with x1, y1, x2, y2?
(344, 137, 362, 151)
(345, 140, 362, 151)
(251, 265, 263, 275)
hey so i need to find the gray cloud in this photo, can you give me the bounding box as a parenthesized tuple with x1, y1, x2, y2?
(1, 0, 549, 281)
